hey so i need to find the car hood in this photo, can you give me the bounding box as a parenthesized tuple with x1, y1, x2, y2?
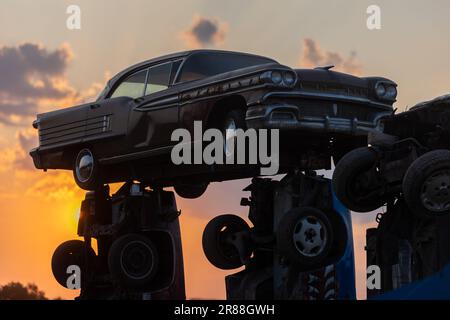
(35, 102, 91, 120)
(295, 68, 369, 87)
(294, 68, 395, 101)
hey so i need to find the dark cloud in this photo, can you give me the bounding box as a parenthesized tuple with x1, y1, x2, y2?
(0, 43, 74, 125)
(300, 38, 362, 75)
(0, 102, 37, 116)
(0, 43, 72, 99)
(191, 19, 220, 45)
(13, 130, 38, 171)
(182, 16, 227, 48)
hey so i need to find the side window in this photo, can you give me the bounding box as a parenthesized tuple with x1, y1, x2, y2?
(144, 62, 172, 95)
(110, 69, 148, 99)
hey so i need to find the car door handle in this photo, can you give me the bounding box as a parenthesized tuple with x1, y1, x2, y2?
(90, 103, 101, 109)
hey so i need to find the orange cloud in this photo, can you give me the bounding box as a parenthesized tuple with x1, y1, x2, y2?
(300, 38, 363, 75)
(181, 15, 228, 49)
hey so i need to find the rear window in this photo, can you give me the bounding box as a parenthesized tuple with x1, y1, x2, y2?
(177, 52, 274, 83)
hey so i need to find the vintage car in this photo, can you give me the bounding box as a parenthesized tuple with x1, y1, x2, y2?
(30, 49, 397, 198)
(333, 94, 450, 217)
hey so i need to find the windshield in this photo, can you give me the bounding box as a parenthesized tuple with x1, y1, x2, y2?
(177, 52, 274, 83)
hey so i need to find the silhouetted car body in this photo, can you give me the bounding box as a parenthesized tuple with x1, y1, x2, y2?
(30, 50, 397, 192)
(333, 94, 450, 217)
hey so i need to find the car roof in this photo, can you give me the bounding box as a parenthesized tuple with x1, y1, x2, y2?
(108, 49, 276, 85)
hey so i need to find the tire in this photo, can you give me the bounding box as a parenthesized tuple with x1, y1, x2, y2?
(108, 234, 159, 289)
(51, 240, 96, 288)
(174, 182, 209, 199)
(403, 149, 450, 217)
(202, 214, 251, 270)
(221, 109, 246, 158)
(277, 207, 333, 268)
(332, 147, 385, 212)
(73, 148, 100, 190)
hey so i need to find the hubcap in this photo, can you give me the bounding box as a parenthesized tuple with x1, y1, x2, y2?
(76, 150, 94, 183)
(420, 170, 450, 213)
(293, 216, 327, 257)
(224, 119, 237, 158)
(120, 241, 155, 280)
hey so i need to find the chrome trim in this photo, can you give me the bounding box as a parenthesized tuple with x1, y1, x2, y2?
(173, 84, 268, 108)
(172, 58, 187, 84)
(261, 91, 393, 109)
(99, 145, 174, 165)
(168, 59, 184, 85)
(135, 95, 179, 111)
(102, 116, 108, 132)
(142, 68, 150, 96)
(246, 103, 391, 135)
(76, 149, 94, 183)
(177, 65, 288, 95)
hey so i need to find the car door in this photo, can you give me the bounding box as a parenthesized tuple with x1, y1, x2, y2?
(127, 60, 181, 150)
(85, 68, 148, 156)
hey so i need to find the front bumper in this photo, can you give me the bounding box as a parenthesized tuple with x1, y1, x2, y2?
(30, 148, 43, 169)
(246, 103, 391, 135)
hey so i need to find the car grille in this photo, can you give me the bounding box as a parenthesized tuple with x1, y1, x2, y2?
(299, 81, 369, 99)
(270, 98, 379, 122)
(39, 115, 111, 147)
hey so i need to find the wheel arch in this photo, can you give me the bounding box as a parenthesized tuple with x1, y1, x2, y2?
(62, 143, 92, 169)
(206, 95, 247, 128)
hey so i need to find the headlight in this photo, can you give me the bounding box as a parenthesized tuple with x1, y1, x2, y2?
(260, 70, 296, 87)
(282, 71, 296, 86)
(375, 83, 386, 97)
(385, 85, 397, 100)
(375, 82, 397, 101)
(271, 71, 282, 84)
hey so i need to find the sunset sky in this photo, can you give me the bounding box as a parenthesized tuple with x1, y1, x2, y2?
(0, 0, 449, 299)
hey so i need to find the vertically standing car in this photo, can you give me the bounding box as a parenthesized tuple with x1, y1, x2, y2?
(333, 94, 450, 217)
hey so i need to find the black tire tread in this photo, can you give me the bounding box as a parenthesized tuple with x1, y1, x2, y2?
(403, 149, 450, 217)
(202, 214, 249, 270)
(332, 147, 383, 212)
(174, 182, 209, 199)
(108, 234, 159, 289)
(51, 240, 96, 288)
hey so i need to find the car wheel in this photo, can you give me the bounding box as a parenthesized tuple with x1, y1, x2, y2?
(332, 147, 385, 212)
(174, 182, 209, 199)
(51, 240, 96, 288)
(73, 148, 100, 190)
(276, 207, 333, 268)
(202, 214, 251, 270)
(108, 234, 159, 289)
(222, 109, 246, 158)
(403, 149, 450, 217)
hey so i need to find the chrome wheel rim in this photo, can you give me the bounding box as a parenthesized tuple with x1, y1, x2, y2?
(293, 215, 327, 257)
(76, 149, 94, 183)
(224, 119, 237, 158)
(420, 169, 450, 213)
